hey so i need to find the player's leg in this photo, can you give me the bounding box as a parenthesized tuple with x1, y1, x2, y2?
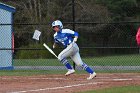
(70, 50, 96, 80)
(58, 44, 75, 75)
(70, 43, 94, 73)
(70, 52, 93, 73)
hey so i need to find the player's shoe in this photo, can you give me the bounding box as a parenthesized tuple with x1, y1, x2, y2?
(87, 72, 96, 80)
(65, 69, 75, 76)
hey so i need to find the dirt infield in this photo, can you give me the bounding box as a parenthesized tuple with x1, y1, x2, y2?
(0, 73, 140, 93)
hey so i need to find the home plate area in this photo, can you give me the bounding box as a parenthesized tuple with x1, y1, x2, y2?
(0, 73, 140, 93)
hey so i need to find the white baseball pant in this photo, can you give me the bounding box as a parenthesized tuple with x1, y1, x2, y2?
(58, 42, 83, 66)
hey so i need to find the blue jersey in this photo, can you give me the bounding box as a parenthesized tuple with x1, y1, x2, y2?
(54, 29, 78, 48)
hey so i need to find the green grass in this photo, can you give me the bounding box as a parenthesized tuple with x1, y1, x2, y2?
(91, 54, 140, 66)
(0, 70, 67, 76)
(0, 69, 94, 76)
(0, 69, 139, 76)
(79, 85, 140, 93)
(14, 54, 140, 66)
(14, 59, 61, 66)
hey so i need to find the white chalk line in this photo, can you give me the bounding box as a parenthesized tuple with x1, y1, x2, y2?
(9, 82, 103, 93)
(4, 76, 139, 93)
(113, 79, 132, 81)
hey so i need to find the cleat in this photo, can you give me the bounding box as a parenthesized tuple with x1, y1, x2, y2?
(65, 69, 75, 76)
(87, 72, 96, 80)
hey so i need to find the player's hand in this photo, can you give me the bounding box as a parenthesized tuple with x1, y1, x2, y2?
(53, 45, 55, 49)
(53, 43, 56, 49)
(73, 36, 78, 43)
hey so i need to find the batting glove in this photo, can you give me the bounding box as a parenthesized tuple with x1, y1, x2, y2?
(73, 37, 78, 42)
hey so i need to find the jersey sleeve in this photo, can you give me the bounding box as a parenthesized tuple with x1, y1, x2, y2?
(62, 29, 79, 37)
(74, 32, 79, 37)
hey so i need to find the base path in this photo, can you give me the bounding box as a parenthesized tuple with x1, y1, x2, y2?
(0, 73, 140, 93)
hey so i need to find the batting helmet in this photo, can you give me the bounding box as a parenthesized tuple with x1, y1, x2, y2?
(52, 20, 63, 29)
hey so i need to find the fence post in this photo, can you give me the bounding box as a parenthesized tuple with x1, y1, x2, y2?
(72, 0, 76, 69)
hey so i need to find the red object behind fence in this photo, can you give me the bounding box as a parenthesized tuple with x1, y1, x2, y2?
(136, 27, 140, 46)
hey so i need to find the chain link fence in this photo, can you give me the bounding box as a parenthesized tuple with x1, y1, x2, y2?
(0, 0, 140, 71)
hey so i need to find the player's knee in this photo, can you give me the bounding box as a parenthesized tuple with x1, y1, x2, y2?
(59, 58, 69, 65)
(58, 54, 65, 61)
(76, 62, 83, 66)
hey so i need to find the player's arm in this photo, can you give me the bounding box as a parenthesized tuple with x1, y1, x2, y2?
(63, 29, 79, 42)
(53, 35, 59, 49)
(73, 32, 78, 42)
(53, 42, 57, 49)
(53, 39, 61, 49)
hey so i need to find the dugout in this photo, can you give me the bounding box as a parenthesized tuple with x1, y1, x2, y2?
(0, 3, 15, 70)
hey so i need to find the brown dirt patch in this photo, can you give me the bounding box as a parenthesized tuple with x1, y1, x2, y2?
(0, 73, 140, 93)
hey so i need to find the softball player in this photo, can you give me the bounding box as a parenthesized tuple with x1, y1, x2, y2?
(52, 20, 96, 80)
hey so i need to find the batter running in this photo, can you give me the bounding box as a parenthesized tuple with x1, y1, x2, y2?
(52, 20, 96, 80)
